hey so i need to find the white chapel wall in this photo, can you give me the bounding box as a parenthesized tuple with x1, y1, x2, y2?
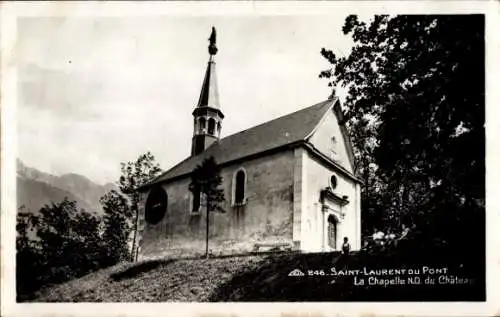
(138, 150, 297, 259)
(308, 107, 354, 174)
(302, 151, 359, 252)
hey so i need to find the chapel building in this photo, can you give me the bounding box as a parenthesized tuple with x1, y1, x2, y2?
(136, 29, 362, 259)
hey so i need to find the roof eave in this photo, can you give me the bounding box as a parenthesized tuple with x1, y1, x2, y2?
(137, 139, 363, 191)
(137, 140, 306, 190)
(304, 98, 358, 175)
(332, 101, 357, 173)
(301, 141, 364, 185)
(304, 97, 337, 140)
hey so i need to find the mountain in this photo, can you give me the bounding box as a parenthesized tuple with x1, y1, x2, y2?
(16, 177, 95, 215)
(17, 159, 117, 215)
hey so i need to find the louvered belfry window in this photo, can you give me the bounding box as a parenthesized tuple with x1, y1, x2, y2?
(199, 117, 206, 133)
(208, 118, 216, 135)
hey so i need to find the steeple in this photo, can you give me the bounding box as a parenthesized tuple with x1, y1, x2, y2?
(196, 55, 220, 110)
(191, 27, 225, 156)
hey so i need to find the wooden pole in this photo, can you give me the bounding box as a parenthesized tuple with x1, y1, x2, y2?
(132, 204, 138, 262)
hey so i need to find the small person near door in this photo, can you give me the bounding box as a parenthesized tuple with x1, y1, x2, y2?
(334, 237, 351, 269)
(341, 237, 351, 255)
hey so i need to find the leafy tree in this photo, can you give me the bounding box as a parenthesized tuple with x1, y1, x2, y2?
(100, 190, 132, 265)
(16, 199, 104, 300)
(118, 151, 162, 261)
(35, 198, 103, 283)
(320, 15, 484, 252)
(189, 156, 225, 258)
(68, 207, 103, 273)
(16, 206, 43, 300)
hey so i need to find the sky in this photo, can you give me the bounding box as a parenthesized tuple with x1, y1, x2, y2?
(17, 14, 358, 185)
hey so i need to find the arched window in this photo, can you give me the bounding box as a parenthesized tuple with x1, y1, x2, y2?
(217, 122, 222, 135)
(327, 214, 337, 249)
(192, 184, 201, 213)
(199, 117, 206, 133)
(208, 118, 216, 135)
(145, 186, 168, 225)
(232, 169, 246, 205)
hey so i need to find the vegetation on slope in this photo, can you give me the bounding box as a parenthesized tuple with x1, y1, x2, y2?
(34, 254, 269, 302)
(16, 152, 163, 301)
(34, 246, 484, 302)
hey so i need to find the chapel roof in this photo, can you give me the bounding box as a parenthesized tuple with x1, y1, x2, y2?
(141, 98, 337, 189)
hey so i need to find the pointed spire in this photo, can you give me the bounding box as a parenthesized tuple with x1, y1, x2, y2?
(196, 27, 220, 109)
(196, 57, 220, 109)
(191, 27, 224, 156)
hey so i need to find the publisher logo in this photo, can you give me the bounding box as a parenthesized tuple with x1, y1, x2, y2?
(288, 269, 305, 277)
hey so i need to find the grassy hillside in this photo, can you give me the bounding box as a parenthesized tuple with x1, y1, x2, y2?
(33, 250, 484, 302)
(34, 254, 270, 302)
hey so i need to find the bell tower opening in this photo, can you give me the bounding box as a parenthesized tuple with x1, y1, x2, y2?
(208, 118, 216, 135)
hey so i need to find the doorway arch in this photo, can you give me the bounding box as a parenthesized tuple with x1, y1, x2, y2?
(327, 214, 338, 250)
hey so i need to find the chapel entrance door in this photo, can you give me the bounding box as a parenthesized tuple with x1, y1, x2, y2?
(327, 214, 338, 250)
(320, 187, 346, 252)
(321, 204, 343, 251)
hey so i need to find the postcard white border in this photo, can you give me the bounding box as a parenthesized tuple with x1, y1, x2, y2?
(2, 1, 499, 316)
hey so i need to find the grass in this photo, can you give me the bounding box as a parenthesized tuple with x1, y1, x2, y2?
(34, 253, 271, 302)
(33, 248, 485, 302)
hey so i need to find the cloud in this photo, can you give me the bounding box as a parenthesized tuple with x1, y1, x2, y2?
(15, 15, 354, 183)
(18, 63, 104, 120)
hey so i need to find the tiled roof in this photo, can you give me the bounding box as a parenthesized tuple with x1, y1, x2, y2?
(143, 99, 335, 188)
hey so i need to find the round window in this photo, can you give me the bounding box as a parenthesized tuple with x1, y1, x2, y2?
(329, 175, 338, 190)
(145, 186, 168, 225)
